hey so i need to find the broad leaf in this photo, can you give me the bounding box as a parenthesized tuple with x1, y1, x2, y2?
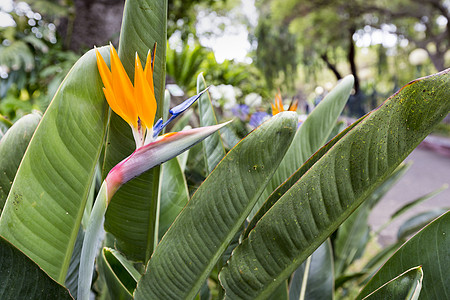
(0, 47, 109, 283)
(219, 69, 450, 299)
(197, 72, 226, 174)
(334, 163, 411, 276)
(134, 112, 298, 300)
(289, 240, 334, 300)
(359, 211, 449, 299)
(358, 267, 423, 300)
(244, 115, 368, 238)
(158, 155, 190, 238)
(249, 75, 353, 218)
(103, 0, 168, 262)
(0, 236, 72, 299)
(268, 281, 288, 300)
(0, 112, 41, 209)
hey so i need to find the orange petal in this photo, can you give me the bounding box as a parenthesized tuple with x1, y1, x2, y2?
(95, 48, 112, 91)
(103, 87, 126, 122)
(110, 45, 138, 127)
(144, 48, 155, 94)
(276, 93, 284, 112)
(271, 103, 279, 115)
(135, 52, 157, 128)
(288, 99, 298, 112)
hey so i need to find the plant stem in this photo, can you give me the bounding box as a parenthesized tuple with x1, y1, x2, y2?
(78, 181, 109, 300)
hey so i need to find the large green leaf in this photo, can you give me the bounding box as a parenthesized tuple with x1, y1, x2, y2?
(289, 240, 334, 300)
(244, 114, 367, 239)
(197, 73, 226, 174)
(0, 236, 72, 299)
(358, 267, 423, 300)
(249, 75, 353, 218)
(0, 112, 41, 209)
(0, 47, 109, 283)
(219, 69, 450, 299)
(103, 0, 168, 262)
(359, 211, 449, 299)
(334, 163, 411, 276)
(134, 112, 298, 300)
(158, 156, 190, 238)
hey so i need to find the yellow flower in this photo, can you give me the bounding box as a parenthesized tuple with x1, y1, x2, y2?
(96, 44, 157, 147)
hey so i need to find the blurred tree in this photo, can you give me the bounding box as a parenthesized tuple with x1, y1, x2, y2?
(256, 0, 449, 115)
(23, 0, 230, 51)
(253, 7, 297, 92)
(0, 5, 79, 120)
(168, 0, 230, 40)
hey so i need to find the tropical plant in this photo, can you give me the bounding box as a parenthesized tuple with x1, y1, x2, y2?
(0, 1, 449, 300)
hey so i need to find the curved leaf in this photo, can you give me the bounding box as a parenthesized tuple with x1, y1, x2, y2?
(219, 69, 450, 299)
(103, 0, 168, 262)
(0, 112, 41, 209)
(249, 75, 353, 218)
(334, 163, 410, 276)
(0, 47, 109, 283)
(359, 211, 449, 299)
(244, 114, 367, 238)
(98, 247, 142, 300)
(134, 112, 299, 300)
(197, 73, 226, 174)
(359, 266, 423, 300)
(397, 208, 448, 241)
(158, 155, 190, 238)
(0, 236, 72, 300)
(289, 240, 334, 300)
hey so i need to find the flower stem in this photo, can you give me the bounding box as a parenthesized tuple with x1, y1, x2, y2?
(78, 181, 109, 300)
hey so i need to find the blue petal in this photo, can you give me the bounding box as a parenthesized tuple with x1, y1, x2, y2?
(169, 87, 209, 116)
(152, 118, 164, 136)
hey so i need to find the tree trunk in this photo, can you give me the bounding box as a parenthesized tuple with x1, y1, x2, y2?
(62, 0, 124, 52)
(320, 53, 342, 80)
(348, 27, 360, 94)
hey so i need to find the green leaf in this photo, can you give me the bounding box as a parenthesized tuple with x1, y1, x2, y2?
(397, 208, 448, 241)
(0, 236, 72, 299)
(289, 240, 334, 300)
(158, 157, 190, 238)
(359, 211, 449, 299)
(0, 47, 109, 283)
(244, 114, 368, 239)
(98, 247, 143, 300)
(98, 248, 133, 300)
(0, 112, 41, 209)
(134, 112, 299, 300)
(103, 0, 168, 263)
(249, 75, 353, 218)
(64, 228, 84, 298)
(268, 280, 288, 300)
(197, 73, 226, 174)
(219, 70, 450, 299)
(334, 163, 410, 276)
(358, 266, 423, 300)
